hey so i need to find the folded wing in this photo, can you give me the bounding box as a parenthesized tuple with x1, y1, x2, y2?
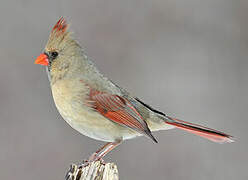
(90, 90, 157, 143)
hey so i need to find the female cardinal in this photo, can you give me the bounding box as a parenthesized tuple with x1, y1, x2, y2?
(35, 17, 233, 163)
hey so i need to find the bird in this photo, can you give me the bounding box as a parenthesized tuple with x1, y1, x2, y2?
(35, 17, 233, 163)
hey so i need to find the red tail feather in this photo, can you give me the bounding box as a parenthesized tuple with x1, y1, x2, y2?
(165, 117, 234, 143)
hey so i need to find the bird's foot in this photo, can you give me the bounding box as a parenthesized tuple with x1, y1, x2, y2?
(79, 153, 105, 168)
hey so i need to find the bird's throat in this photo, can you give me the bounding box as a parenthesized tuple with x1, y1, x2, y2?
(46, 66, 51, 82)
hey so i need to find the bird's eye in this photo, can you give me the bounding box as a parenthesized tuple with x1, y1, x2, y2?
(50, 51, 58, 59)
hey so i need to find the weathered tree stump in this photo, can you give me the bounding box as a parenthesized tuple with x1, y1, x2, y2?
(65, 161, 119, 180)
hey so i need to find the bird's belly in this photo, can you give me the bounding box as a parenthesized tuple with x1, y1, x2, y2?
(51, 82, 139, 142)
(60, 106, 132, 142)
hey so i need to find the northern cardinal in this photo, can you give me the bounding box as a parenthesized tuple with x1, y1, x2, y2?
(35, 17, 233, 163)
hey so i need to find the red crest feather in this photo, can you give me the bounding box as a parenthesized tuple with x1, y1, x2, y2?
(51, 17, 68, 37)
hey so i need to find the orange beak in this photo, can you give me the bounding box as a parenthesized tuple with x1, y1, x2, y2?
(34, 53, 49, 66)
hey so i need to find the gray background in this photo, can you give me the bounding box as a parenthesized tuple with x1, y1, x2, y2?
(0, 0, 246, 179)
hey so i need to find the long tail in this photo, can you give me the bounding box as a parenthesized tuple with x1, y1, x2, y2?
(165, 116, 234, 143)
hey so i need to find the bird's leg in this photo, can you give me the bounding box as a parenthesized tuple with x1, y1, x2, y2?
(89, 140, 122, 162)
(80, 140, 122, 167)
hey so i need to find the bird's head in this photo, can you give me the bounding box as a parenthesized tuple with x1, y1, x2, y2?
(35, 17, 83, 79)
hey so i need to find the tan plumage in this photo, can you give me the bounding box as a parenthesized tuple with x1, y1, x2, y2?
(35, 17, 233, 162)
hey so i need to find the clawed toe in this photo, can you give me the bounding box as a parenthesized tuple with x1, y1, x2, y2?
(78, 160, 89, 168)
(78, 156, 105, 168)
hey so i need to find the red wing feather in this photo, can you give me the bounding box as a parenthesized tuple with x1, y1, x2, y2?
(90, 90, 157, 142)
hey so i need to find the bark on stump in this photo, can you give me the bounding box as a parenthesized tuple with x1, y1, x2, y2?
(65, 161, 119, 180)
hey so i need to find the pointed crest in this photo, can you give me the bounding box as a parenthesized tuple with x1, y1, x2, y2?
(51, 17, 68, 37)
(46, 17, 74, 50)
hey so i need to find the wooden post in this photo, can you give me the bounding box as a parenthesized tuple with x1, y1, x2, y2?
(65, 161, 119, 180)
